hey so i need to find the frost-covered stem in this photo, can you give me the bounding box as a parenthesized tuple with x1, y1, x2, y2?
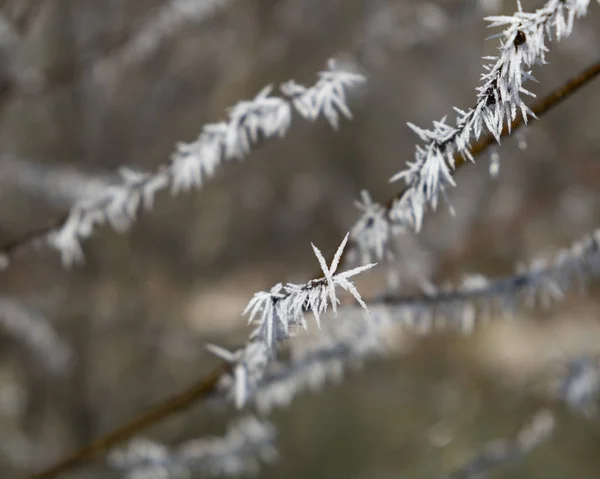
(347, 222, 600, 337)
(0, 60, 364, 269)
(378, 224, 600, 306)
(347, 57, 600, 267)
(389, 57, 600, 206)
(26, 364, 228, 479)
(554, 356, 600, 417)
(93, 0, 233, 83)
(387, 0, 594, 231)
(108, 416, 277, 478)
(442, 410, 555, 479)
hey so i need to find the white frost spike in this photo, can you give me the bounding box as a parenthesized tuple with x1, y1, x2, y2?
(205, 343, 238, 363)
(242, 234, 376, 349)
(311, 234, 346, 315)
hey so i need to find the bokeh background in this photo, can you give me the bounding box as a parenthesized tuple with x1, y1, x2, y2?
(0, 0, 599, 477)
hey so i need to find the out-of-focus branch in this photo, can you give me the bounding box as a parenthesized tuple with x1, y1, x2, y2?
(0, 61, 365, 268)
(442, 410, 555, 479)
(27, 363, 229, 479)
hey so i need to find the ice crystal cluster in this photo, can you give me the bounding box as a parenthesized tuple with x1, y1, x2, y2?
(208, 233, 376, 408)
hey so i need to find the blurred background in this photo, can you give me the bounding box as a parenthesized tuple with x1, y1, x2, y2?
(0, 0, 598, 477)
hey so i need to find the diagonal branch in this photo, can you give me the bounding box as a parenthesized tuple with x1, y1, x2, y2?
(342, 58, 600, 274)
(0, 61, 364, 268)
(27, 364, 228, 479)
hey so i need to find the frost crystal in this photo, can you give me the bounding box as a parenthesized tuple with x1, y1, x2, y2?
(243, 233, 376, 348)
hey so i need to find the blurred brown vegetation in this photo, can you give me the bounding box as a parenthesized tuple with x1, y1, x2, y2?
(0, 0, 599, 477)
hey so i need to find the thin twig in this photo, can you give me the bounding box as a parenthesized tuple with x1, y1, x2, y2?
(26, 364, 228, 479)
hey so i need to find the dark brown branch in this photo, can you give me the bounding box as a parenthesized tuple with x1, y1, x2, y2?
(386, 59, 600, 207)
(26, 363, 229, 479)
(24, 59, 600, 479)
(373, 59, 600, 266)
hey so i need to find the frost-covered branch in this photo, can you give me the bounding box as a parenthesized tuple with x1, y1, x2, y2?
(346, 2, 599, 267)
(554, 356, 600, 418)
(246, 306, 387, 413)
(0, 60, 364, 269)
(208, 233, 376, 408)
(442, 410, 555, 479)
(348, 58, 600, 267)
(109, 416, 277, 479)
(367, 224, 600, 334)
(94, 0, 233, 84)
(388, 0, 594, 231)
(0, 154, 114, 208)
